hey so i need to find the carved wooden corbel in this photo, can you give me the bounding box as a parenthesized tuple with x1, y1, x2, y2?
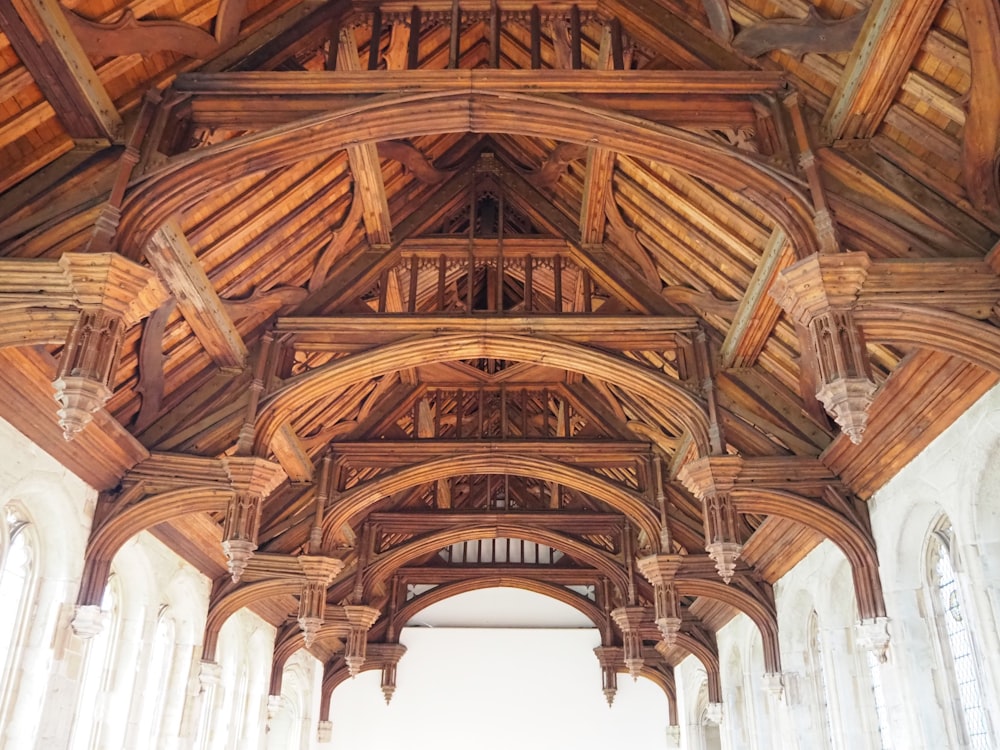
(54, 253, 166, 439)
(610, 605, 648, 678)
(343, 604, 381, 675)
(771, 252, 876, 443)
(379, 643, 407, 704)
(297, 556, 346, 647)
(594, 645, 624, 706)
(676, 456, 743, 583)
(221, 456, 287, 581)
(636, 555, 685, 646)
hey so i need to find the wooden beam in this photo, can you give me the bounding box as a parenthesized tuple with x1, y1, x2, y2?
(146, 218, 247, 370)
(719, 228, 793, 368)
(276, 315, 700, 351)
(0, 0, 123, 141)
(271, 422, 315, 483)
(371, 510, 626, 534)
(822, 0, 945, 141)
(579, 25, 616, 246)
(337, 29, 392, 246)
(328, 439, 653, 466)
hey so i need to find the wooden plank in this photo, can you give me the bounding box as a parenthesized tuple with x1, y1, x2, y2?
(337, 30, 392, 245)
(146, 218, 248, 370)
(0, 0, 123, 141)
(719, 228, 793, 368)
(822, 0, 947, 141)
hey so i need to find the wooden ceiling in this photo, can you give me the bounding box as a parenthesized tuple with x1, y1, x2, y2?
(2, 0, 999, 709)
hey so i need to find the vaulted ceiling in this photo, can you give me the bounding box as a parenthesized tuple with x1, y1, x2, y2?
(1, 0, 998, 713)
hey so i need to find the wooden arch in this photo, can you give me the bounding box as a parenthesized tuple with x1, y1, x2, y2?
(203, 579, 293, 661)
(631, 666, 678, 725)
(673, 632, 722, 704)
(259, 334, 710, 457)
(856, 304, 1000, 374)
(675, 577, 781, 674)
(77, 486, 233, 606)
(0, 309, 77, 350)
(320, 453, 662, 550)
(117, 90, 819, 262)
(731, 487, 886, 620)
(362, 524, 631, 598)
(391, 577, 605, 634)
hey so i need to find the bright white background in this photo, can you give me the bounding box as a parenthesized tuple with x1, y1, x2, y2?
(327, 589, 670, 750)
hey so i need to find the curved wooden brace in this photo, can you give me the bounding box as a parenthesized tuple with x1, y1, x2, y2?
(392, 576, 605, 633)
(731, 487, 886, 619)
(77, 486, 233, 606)
(856, 303, 1000, 374)
(675, 578, 781, 674)
(203, 578, 292, 661)
(630, 665, 678, 724)
(674, 631, 722, 704)
(271, 620, 350, 695)
(118, 90, 819, 261)
(320, 453, 662, 550)
(363, 524, 632, 599)
(321, 657, 381, 718)
(261, 334, 710, 458)
(0, 308, 77, 350)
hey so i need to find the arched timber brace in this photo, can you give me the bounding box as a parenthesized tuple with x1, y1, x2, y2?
(116, 88, 820, 263)
(258, 334, 710, 458)
(361, 525, 632, 601)
(320, 453, 663, 550)
(669, 632, 722, 704)
(730, 488, 885, 620)
(77, 485, 234, 607)
(390, 577, 605, 636)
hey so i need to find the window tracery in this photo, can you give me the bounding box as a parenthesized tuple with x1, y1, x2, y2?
(927, 520, 995, 749)
(0, 504, 36, 728)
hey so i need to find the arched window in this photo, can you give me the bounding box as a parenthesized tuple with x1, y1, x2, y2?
(927, 520, 995, 749)
(70, 579, 120, 750)
(0, 504, 37, 726)
(136, 609, 176, 744)
(808, 611, 836, 746)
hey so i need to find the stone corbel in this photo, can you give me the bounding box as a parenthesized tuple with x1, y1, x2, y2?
(198, 659, 222, 688)
(771, 252, 877, 444)
(636, 554, 684, 645)
(677, 456, 744, 583)
(704, 701, 724, 724)
(343, 605, 381, 676)
(855, 616, 891, 663)
(761, 671, 785, 700)
(70, 603, 105, 639)
(53, 253, 166, 439)
(220, 457, 287, 582)
(317, 720, 333, 742)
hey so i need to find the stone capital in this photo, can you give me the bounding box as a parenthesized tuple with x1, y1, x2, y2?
(198, 660, 222, 687)
(60, 252, 167, 327)
(704, 702, 724, 725)
(317, 720, 333, 743)
(770, 251, 870, 326)
(676, 455, 743, 502)
(761, 671, 785, 699)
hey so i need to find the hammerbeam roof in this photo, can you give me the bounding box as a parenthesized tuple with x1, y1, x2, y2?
(1, 0, 999, 704)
